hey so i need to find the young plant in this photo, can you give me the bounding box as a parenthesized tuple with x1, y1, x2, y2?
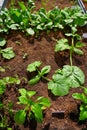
(72, 87, 87, 121)
(55, 27, 85, 66)
(48, 65, 85, 96)
(27, 61, 51, 85)
(0, 38, 15, 60)
(14, 88, 51, 124)
(0, 76, 20, 129)
(0, 101, 13, 130)
(0, 76, 20, 95)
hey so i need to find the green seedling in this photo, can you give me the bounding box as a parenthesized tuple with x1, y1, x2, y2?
(55, 27, 85, 66)
(48, 65, 85, 96)
(14, 88, 51, 124)
(72, 87, 87, 121)
(0, 102, 13, 130)
(27, 61, 51, 85)
(0, 38, 15, 60)
(0, 76, 20, 95)
(0, 66, 5, 72)
(0, 76, 20, 130)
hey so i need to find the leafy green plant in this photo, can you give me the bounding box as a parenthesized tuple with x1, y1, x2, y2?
(55, 27, 85, 66)
(0, 76, 20, 95)
(14, 88, 51, 124)
(0, 102, 13, 130)
(48, 65, 85, 96)
(0, 76, 20, 129)
(27, 61, 51, 85)
(72, 87, 87, 121)
(0, 38, 15, 59)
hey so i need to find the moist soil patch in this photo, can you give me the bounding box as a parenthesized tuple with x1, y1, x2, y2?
(1, 0, 87, 130)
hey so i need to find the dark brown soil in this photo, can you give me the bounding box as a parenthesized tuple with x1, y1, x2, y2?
(1, 0, 87, 130)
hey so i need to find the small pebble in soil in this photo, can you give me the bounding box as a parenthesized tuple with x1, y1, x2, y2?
(52, 111, 65, 119)
(82, 33, 87, 42)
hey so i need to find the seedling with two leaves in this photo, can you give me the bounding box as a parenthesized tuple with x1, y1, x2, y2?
(0, 38, 15, 60)
(27, 61, 51, 85)
(14, 88, 51, 124)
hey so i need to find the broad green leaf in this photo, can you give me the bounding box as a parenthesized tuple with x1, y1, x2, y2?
(3, 77, 20, 85)
(0, 66, 5, 72)
(2, 47, 15, 59)
(41, 65, 51, 76)
(27, 91, 36, 98)
(14, 110, 26, 124)
(28, 75, 41, 85)
(65, 33, 72, 36)
(55, 38, 70, 52)
(48, 80, 69, 96)
(18, 96, 29, 104)
(62, 65, 85, 88)
(72, 93, 84, 100)
(19, 88, 27, 96)
(37, 97, 51, 109)
(79, 105, 87, 120)
(31, 103, 43, 123)
(18, 2, 26, 11)
(26, 28, 35, 35)
(27, 61, 42, 72)
(75, 42, 85, 48)
(74, 47, 83, 55)
(84, 87, 87, 95)
(9, 24, 18, 30)
(0, 38, 6, 47)
(64, 19, 73, 24)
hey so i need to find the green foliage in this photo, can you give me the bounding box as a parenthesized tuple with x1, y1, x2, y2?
(0, 38, 15, 59)
(72, 87, 87, 121)
(0, 101, 13, 130)
(0, 66, 5, 72)
(48, 65, 85, 96)
(0, 3, 86, 35)
(55, 36, 84, 66)
(14, 88, 51, 124)
(27, 61, 51, 85)
(0, 76, 20, 95)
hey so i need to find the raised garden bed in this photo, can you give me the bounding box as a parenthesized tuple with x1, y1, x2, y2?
(1, 0, 87, 130)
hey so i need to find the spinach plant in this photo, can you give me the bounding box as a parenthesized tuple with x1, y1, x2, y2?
(0, 38, 15, 60)
(14, 88, 51, 124)
(72, 87, 87, 121)
(27, 61, 51, 85)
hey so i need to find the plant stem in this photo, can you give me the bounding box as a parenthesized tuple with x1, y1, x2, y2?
(70, 37, 74, 66)
(42, 76, 51, 82)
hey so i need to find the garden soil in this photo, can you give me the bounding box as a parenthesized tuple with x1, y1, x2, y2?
(1, 0, 87, 130)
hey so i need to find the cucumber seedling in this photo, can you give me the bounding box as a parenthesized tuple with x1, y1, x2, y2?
(27, 61, 51, 85)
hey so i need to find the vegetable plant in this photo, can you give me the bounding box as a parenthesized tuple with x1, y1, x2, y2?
(14, 88, 51, 124)
(27, 61, 51, 85)
(72, 87, 87, 121)
(55, 27, 85, 66)
(0, 38, 15, 60)
(48, 65, 85, 96)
